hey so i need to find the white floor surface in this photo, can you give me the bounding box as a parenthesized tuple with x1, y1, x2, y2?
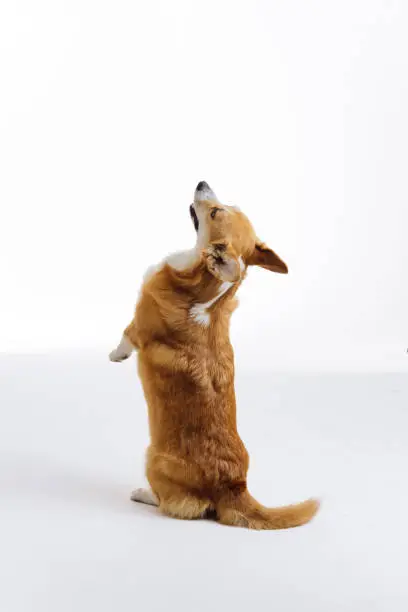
(1, 354, 407, 611)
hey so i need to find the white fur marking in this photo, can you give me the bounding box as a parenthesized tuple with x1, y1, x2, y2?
(143, 248, 200, 284)
(109, 334, 134, 362)
(166, 248, 200, 271)
(239, 256, 246, 272)
(190, 306, 210, 326)
(190, 281, 233, 327)
(130, 488, 159, 506)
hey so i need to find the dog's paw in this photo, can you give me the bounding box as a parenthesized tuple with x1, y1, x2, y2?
(109, 334, 134, 362)
(109, 348, 130, 362)
(130, 488, 159, 506)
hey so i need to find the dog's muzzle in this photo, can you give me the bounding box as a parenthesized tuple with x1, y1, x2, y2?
(194, 180, 217, 202)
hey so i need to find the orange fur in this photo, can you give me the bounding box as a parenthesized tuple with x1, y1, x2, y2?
(111, 183, 319, 529)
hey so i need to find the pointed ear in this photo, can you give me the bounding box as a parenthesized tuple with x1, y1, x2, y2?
(247, 241, 288, 274)
(204, 242, 241, 282)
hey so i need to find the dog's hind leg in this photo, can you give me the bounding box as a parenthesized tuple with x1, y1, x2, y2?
(158, 488, 213, 520)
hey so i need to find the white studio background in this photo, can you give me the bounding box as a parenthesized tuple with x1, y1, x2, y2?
(1, 0, 407, 372)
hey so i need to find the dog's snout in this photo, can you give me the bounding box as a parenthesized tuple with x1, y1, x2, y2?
(196, 181, 209, 192)
(194, 181, 217, 202)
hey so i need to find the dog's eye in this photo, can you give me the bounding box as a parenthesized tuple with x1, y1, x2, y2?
(210, 207, 222, 219)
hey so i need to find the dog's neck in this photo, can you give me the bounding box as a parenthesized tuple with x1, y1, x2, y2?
(167, 251, 243, 330)
(143, 247, 242, 331)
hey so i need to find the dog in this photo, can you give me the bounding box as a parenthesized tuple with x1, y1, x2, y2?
(109, 181, 319, 529)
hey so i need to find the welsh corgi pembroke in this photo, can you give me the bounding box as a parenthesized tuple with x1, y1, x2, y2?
(110, 181, 319, 529)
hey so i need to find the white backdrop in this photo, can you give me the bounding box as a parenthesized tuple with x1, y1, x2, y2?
(1, 0, 407, 371)
(2, 5, 408, 611)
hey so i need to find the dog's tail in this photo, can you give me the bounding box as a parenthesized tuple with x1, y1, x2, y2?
(216, 487, 319, 530)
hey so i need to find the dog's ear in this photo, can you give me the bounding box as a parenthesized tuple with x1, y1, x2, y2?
(247, 241, 288, 274)
(204, 242, 241, 282)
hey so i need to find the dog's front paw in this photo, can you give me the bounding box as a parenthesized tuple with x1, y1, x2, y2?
(109, 348, 129, 362)
(109, 334, 135, 363)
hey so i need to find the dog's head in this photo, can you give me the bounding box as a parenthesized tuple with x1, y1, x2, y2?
(190, 181, 288, 282)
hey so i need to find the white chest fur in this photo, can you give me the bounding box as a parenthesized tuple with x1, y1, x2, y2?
(190, 281, 232, 326)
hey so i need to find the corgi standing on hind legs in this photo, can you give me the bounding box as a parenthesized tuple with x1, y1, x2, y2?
(109, 181, 319, 529)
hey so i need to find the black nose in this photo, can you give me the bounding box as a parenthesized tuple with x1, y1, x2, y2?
(196, 181, 209, 191)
